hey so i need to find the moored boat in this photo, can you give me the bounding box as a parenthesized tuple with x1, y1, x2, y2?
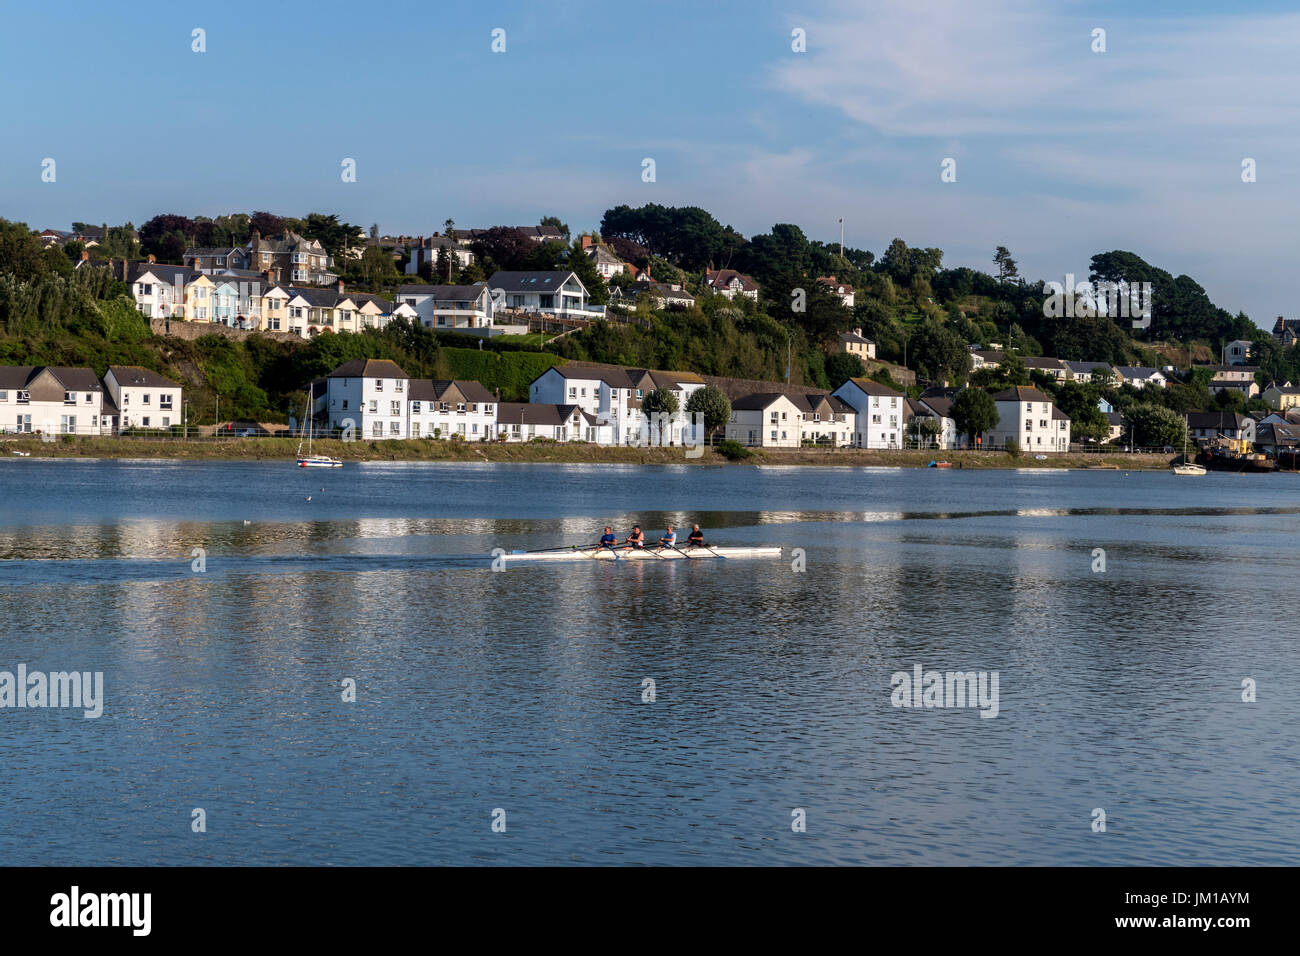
(928, 460, 952, 468)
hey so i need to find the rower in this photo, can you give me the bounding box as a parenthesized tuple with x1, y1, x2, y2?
(625, 525, 645, 549)
(686, 524, 705, 548)
(659, 526, 677, 549)
(599, 527, 617, 550)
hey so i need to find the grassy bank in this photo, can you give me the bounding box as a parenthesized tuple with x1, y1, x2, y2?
(0, 436, 1175, 469)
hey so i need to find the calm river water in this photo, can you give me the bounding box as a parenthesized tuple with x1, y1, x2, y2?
(1, 459, 1297, 865)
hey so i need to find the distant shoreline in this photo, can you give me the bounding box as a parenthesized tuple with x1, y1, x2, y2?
(0, 437, 1175, 470)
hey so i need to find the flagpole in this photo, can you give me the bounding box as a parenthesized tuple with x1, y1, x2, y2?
(839, 217, 844, 258)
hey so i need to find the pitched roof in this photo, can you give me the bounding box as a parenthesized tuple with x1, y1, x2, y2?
(838, 331, 874, 345)
(731, 392, 796, 411)
(703, 269, 759, 292)
(327, 359, 409, 379)
(842, 376, 904, 398)
(495, 402, 594, 426)
(993, 386, 1054, 403)
(409, 379, 496, 404)
(486, 270, 584, 294)
(130, 261, 199, 285)
(1187, 411, 1251, 430)
(0, 366, 102, 391)
(1115, 366, 1162, 378)
(108, 365, 180, 388)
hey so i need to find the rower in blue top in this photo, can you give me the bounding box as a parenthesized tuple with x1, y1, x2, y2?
(659, 526, 677, 549)
(599, 526, 617, 550)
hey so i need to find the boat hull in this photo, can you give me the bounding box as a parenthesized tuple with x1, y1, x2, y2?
(298, 458, 343, 468)
(501, 546, 782, 562)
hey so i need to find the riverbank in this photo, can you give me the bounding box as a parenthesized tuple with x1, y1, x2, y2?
(0, 436, 1176, 469)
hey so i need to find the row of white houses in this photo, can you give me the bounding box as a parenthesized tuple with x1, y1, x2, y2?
(123, 257, 600, 340)
(312, 360, 1073, 451)
(0, 365, 184, 436)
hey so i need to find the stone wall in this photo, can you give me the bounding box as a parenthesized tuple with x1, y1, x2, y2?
(149, 318, 303, 345)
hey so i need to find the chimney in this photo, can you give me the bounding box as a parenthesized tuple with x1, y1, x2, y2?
(265, 269, 275, 285)
(581, 234, 593, 249)
(337, 279, 345, 294)
(147, 253, 156, 263)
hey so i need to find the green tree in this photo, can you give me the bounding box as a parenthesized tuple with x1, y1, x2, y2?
(1122, 402, 1184, 448)
(951, 387, 999, 444)
(909, 318, 972, 383)
(566, 238, 609, 305)
(641, 388, 680, 417)
(993, 246, 1019, 283)
(825, 351, 866, 387)
(685, 385, 731, 434)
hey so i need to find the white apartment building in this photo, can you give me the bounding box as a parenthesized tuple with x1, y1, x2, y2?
(832, 377, 906, 448)
(320, 359, 410, 439)
(986, 386, 1071, 452)
(0, 366, 109, 435)
(408, 380, 497, 440)
(103, 366, 183, 431)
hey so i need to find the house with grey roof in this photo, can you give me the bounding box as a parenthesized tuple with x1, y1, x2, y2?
(832, 377, 907, 448)
(488, 271, 590, 315)
(0, 366, 111, 436)
(396, 284, 498, 333)
(103, 366, 183, 431)
(245, 230, 336, 285)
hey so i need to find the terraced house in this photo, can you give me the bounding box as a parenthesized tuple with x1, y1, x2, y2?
(103, 366, 183, 431)
(987, 386, 1071, 452)
(408, 380, 496, 440)
(832, 378, 907, 448)
(0, 366, 109, 436)
(529, 364, 705, 445)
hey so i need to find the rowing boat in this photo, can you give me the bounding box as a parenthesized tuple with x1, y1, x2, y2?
(500, 546, 782, 562)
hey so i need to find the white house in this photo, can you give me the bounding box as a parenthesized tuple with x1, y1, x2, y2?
(988, 386, 1071, 452)
(1207, 365, 1260, 399)
(408, 380, 496, 440)
(496, 403, 610, 443)
(1222, 339, 1253, 365)
(1114, 366, 1167, 389)
(529, 364, 706, 445)
(128, 261, 198, 319)
(1063, 361, 1115, 383)
(795, 392, 856, 446)
(725, 393, 805, 447)
(0, 366, 109, 436)
(488, 271, 589, 315)
(397, 284, 497, 333)
(103, 366, 183, 431)
(909, 396, 958, 449)
(1187, 411, 1255, 445)
(321, 359, 410, 440)
(404, 235, 475, 275)
(817, 276, 855, 308)
(702, 269, 759, 300)
(831, 377, 906, 448)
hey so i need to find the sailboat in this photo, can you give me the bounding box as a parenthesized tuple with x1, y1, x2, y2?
(296, 394, 342, 468)
(1172, 416, 1205, 475)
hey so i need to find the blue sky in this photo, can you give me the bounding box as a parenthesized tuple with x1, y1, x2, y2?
(2, 1, 1297, 329)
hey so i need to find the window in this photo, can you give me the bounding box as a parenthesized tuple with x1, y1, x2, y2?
(770, 430, 778, 441)
(394, 380, 403, 392)
(84, 393, 93, 404)
(368, 400, 377, 413)
(371, 422, 382, 437)
(143, 394, 151, 405)
(390, 401, 400, 416)
(374, 379, 383, 391)
(64, 391, 75, 404)
(160, 394, 173, 410)
(412, 401, 421, 414)
(0, 391, 6, 402)
(17, 390, 29, 404)
(483, 404, 493, 415)
(457, 403, 466, 413)
(412, 423, 420, 437)
(390, 421, 401, 435)
(162, 417, 170, 428)
(569, 386, 577, 398)
(141, 417, 150, 427)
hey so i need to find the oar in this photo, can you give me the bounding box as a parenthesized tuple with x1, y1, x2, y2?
(510, 543, 601, 555)
(686, 540, 726, 559)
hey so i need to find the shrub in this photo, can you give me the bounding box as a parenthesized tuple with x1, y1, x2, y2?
(716, 439, 753, 461)
(1005, 437, 1021, 457)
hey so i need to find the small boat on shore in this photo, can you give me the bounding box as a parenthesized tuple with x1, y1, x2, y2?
(928, 460, 952, 468)
(499, 546, 782, 563)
